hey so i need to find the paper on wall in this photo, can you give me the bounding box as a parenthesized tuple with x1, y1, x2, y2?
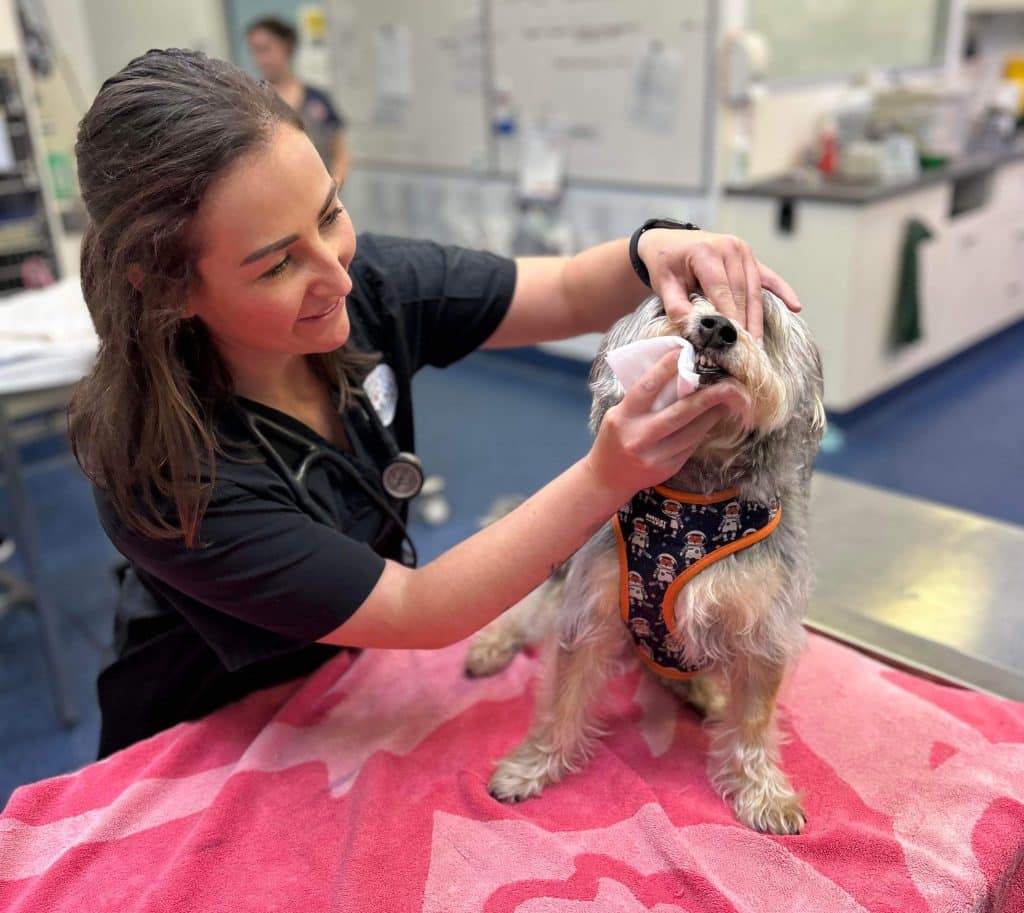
(375, 24, 413, 102)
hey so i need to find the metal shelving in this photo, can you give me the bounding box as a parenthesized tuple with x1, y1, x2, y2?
(0, 56, 57, 296)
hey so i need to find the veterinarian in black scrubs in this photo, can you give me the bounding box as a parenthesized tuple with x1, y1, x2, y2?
(70, 50, 801, 757)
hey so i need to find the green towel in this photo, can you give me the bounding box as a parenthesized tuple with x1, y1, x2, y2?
(891, 218, 933, 349)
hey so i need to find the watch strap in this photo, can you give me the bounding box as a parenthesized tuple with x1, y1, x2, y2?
(629, 218, 701, 288)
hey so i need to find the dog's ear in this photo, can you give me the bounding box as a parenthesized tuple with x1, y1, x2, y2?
(760, 289, 788, 351)
(762, 289, 826, 454)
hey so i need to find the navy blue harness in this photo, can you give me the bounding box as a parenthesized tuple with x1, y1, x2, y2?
(612, 486, 781, 679)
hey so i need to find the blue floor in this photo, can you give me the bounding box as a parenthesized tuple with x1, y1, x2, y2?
(1, 321, 1022, 806)
(816, 320, 1024, 526)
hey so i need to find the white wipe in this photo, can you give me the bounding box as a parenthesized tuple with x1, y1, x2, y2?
(604, 336, 700, 412)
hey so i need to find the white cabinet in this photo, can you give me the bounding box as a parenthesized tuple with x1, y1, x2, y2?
(719, 158, 1024, 411)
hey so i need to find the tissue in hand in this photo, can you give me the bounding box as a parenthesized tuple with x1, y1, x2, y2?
(604, 336, 700, 411)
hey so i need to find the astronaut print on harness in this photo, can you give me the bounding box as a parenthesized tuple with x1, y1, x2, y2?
(613, 487, 782, 679)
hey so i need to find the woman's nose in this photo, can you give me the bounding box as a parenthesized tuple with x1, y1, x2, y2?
(310, 249, 353, 298)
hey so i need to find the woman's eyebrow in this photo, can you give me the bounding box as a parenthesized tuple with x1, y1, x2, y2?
(239, 181, 339, 266)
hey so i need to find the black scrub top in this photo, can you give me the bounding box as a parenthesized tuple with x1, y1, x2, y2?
(94, 233, 516, 757)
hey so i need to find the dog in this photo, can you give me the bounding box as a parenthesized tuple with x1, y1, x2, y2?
(465, 289, 825, 835)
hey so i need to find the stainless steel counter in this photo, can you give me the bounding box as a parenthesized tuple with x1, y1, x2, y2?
(807, 473, 1024, 701)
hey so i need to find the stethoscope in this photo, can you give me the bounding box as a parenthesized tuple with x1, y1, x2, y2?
(241, 398, 422, 566)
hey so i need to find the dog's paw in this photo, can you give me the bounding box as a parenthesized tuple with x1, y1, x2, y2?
(732, 786, 806, 835)
(464, 637, 521, 678)
(487, 747, 556, 803)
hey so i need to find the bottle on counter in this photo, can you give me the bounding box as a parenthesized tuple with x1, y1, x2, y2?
(817, 118, 839, 177)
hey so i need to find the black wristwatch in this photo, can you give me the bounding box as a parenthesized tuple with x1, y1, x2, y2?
(629, 218, 701, 288)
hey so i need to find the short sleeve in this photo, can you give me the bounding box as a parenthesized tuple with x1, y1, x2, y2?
(326, 97, 345, 131)
(306, 85, 345, 130)
(320, 93, 344, 131)
(96, 482, 386, 669)
(349, 234, 517, 373)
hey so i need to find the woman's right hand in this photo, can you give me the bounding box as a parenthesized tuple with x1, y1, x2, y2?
(585, 350, 745, 499)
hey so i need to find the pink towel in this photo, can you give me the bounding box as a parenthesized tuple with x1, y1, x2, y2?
(2, 634, 1022, 912)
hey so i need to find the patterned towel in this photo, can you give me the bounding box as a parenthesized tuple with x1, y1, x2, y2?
(2, 633, 1022, 912)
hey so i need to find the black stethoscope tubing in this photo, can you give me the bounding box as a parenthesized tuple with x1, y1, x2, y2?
(242, 402, 419, 566)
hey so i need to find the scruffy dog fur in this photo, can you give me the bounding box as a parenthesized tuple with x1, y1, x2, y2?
(466, 290, 825, 835)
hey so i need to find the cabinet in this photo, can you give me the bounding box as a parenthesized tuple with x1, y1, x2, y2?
(720, 156, 1024, 411)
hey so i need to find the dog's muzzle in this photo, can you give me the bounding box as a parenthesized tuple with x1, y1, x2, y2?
(693, 315, 736, 386)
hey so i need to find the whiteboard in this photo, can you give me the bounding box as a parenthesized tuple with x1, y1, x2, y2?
(750, 0, 948, 82)
(328, 0, 491, 170)
(490, 0, 712, 189)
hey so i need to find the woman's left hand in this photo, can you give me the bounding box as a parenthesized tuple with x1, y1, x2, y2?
(636, 228, 802, 342)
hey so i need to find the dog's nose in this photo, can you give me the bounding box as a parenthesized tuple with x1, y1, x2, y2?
(696, 315, 737, 350)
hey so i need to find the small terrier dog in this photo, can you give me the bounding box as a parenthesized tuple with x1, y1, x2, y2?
(465, 290, 825, 835)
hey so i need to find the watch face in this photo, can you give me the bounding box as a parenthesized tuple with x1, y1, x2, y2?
(382, 458, 423, 499)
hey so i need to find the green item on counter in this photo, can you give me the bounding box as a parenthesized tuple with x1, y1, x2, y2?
(891, 217, 933, 350)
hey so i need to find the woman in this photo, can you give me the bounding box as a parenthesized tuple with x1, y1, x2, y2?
(70, 50, 799, 757)
(246, 16, 350, 184)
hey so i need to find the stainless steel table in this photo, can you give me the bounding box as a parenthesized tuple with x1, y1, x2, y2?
(808, 473, 1024, 701)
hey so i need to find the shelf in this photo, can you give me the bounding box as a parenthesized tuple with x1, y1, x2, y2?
(0, 240, 47, 257)
(967, 0, 1024, 11)
(0, 58, 58, 286)
(0, 180, 37, 196)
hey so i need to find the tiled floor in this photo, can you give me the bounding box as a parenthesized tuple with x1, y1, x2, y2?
(2, 319, 1022, 806)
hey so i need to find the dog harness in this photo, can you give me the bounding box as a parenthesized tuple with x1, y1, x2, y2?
(612, 486, 782, 680)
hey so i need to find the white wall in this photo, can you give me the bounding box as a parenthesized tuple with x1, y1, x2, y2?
(37, 0, 99, 97)
(83, 0, 230, 84)
(0, 0, 19, 54)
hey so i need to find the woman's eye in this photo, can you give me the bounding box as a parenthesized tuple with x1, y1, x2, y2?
(257, 207, 342, 279)
(321, 206, 344, 228)
(261, 255, 290, 279)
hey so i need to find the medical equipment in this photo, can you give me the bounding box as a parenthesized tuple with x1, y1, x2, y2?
(242, 398, 422, 566)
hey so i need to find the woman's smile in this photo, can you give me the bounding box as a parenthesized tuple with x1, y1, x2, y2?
(299, 296, 343, 322)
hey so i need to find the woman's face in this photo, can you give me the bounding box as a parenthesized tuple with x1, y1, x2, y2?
(247, 28, 292, 83)
(187, 126, 355, 365)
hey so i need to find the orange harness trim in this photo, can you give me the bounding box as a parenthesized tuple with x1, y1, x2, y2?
(611, 485, 782, 680)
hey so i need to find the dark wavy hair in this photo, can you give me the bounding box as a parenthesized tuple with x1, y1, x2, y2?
(69, 49, 373, 547)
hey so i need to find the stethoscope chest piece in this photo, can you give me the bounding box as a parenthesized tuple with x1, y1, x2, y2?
(382, 452, 424, 500)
